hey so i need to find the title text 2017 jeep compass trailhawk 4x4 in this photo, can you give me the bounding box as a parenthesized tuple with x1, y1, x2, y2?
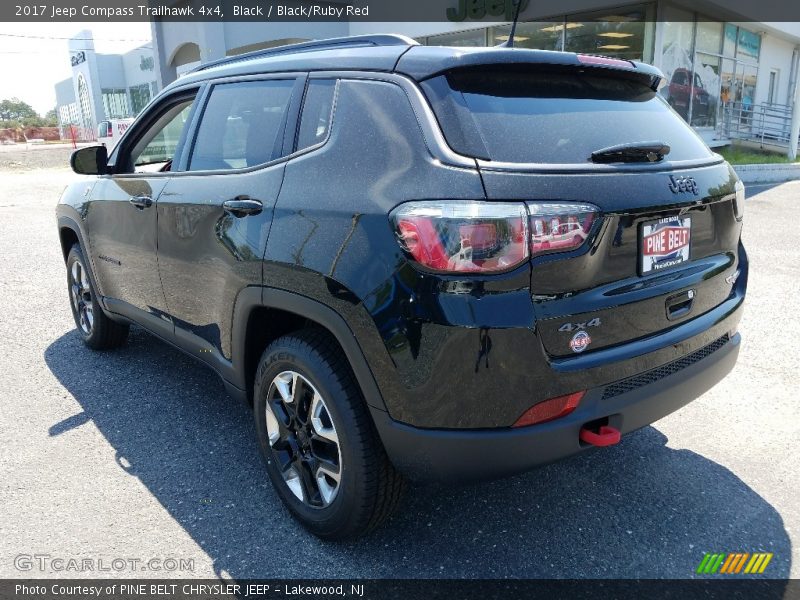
(58, 35, 747, 539)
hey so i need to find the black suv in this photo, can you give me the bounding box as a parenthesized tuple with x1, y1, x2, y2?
(58, 35, 747, 539)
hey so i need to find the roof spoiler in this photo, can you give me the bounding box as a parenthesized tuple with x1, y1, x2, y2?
(396, 47, 664, 91)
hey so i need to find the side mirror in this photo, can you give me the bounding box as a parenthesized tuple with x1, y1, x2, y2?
(70, 145, 108, 175)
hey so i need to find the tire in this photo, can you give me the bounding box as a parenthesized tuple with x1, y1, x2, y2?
(66, 244, 129, 350)
(253, 328, 405, 539)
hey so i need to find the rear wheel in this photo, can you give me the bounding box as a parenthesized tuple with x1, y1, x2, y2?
(66, 244, 129, 350)
(253, 328, 405, 539)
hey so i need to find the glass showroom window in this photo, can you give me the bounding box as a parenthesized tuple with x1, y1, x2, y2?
(425, 28, 487, 47)
(429, 5, 655, 58)
(731, 25, 760, 128)
(102, 89, 129, 119)
(489, 21, 563, 50)
(692, 22, 761, 131)
(564, 5, 655, 62)
(661, 6, 699, 123)
(661, 9, 761, 131)
(129, 83, 152, 115)
(691, 21, 723, 129)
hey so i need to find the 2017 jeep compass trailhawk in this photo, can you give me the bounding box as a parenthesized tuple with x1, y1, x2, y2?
(57, 35, 747, 539)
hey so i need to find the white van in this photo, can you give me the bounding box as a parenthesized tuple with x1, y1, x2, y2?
(97, 118, 134, 152)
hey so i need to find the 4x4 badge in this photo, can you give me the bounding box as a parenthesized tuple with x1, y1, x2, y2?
(669, 175, 699, 195)
(559, 318, 601, 333)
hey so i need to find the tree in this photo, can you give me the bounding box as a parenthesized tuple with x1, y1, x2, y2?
(0, 98, 39, 123)
(43, 108, 58, 127)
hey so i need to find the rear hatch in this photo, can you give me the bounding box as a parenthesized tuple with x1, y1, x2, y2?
(416, 57, 743, 358)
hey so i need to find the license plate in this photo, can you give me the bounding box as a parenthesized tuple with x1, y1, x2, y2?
(640, 216, 691, 274)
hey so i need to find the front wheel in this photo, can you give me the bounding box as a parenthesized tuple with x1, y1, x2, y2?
(253, 329, 405, 539)
(66, 244, 129, 350)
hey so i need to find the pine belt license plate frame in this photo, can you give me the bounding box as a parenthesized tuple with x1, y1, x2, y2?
(639, 215, 692, 275)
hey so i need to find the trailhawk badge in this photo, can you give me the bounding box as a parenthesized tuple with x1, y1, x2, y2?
(570, 330, 592, 353)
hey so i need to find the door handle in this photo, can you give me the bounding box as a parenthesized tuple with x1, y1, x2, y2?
(223, 196, 263, 217)
(129, 195, 153, 209)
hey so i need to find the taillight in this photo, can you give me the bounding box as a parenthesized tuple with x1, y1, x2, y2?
(392, 201, 529, 273)
(733, 180, 745, 221)
(512, 391, 585, 427)
(527, 202, 599, 257)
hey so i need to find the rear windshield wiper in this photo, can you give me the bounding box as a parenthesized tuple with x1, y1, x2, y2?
(590, 141, 671, 164)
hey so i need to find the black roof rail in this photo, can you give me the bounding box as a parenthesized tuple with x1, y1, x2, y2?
(191, 34, 419, 74)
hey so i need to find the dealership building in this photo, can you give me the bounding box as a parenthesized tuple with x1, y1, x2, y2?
(145, 1, 800, 154)
(54, 31, 159, 139)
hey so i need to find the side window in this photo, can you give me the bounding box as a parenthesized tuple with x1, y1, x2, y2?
(297, 80, 337, 151)
(188, 79, 295, 172)
(126, 97, 195, 173)
(694, 73, 704, 89)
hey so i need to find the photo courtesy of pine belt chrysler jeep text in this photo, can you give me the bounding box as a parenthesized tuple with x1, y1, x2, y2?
(57, 35, 747, 539)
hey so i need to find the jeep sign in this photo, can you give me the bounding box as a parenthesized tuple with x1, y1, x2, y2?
(447, 0, 530, 22)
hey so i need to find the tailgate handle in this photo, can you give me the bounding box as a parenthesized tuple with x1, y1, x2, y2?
(666, 289, 695, 321)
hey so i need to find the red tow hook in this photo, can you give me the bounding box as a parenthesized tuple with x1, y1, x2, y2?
(579, 425, 621, 447)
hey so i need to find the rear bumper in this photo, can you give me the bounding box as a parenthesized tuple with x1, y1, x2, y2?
(372, 331, 740, 482)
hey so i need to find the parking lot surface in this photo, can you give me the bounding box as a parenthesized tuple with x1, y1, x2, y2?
(0, 150, 797, 579)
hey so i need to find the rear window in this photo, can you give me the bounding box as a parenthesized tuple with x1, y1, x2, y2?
(421, 67, 714, 164)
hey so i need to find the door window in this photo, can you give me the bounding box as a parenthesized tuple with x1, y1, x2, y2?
(188, 79, 295, 172)
(125, 97, 195, 173)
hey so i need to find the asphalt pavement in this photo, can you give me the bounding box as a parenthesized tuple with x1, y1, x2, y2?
(0, 156, 797, 579)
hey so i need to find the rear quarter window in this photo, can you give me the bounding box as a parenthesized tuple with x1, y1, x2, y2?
(421, 66, 714, 165)
(297, 79, 337, 152)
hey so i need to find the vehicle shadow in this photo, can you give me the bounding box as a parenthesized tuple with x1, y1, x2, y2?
(44, 328, 791, 579)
